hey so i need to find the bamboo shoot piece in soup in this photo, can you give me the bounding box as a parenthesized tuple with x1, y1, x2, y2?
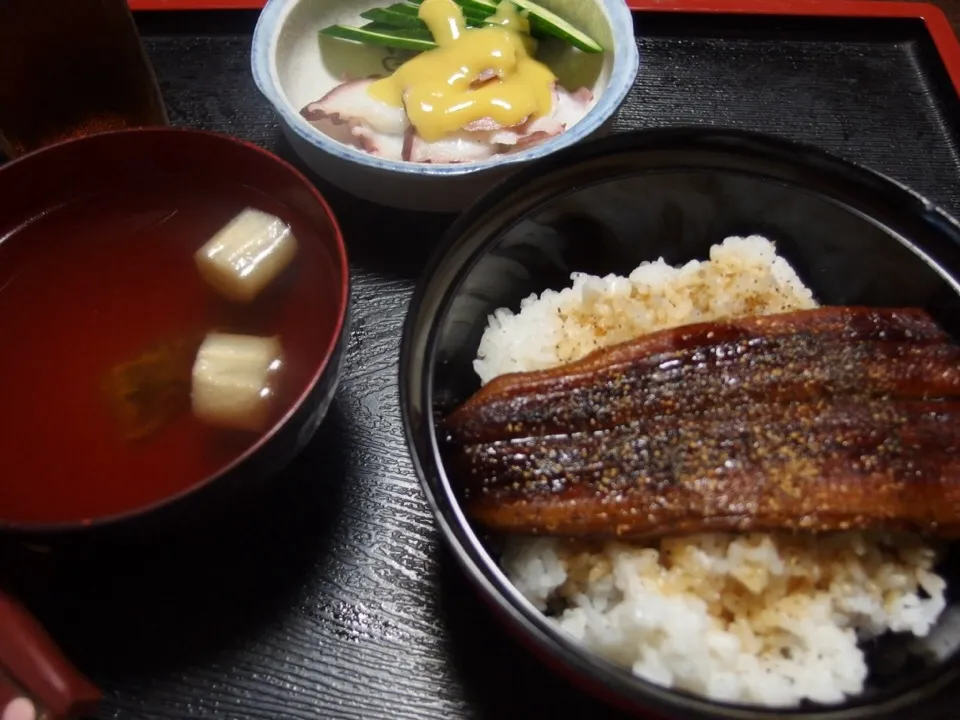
(99, 206, 300, 443)
(191, 332, 285, 433)
(195, 208, 299, 303)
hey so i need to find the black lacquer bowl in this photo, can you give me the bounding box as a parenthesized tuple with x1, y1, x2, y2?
(399, 128, 960, 719)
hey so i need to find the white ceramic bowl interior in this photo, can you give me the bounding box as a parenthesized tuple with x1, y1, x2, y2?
(252, 0, 640, 211)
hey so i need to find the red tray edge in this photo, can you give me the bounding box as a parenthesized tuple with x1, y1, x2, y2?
(628, 0, 960, 97)
(128, 0, 960, 98)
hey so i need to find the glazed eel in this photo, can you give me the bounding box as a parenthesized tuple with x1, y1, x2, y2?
(441, 306, 960, 539)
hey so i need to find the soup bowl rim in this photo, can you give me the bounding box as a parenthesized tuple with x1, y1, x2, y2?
(0, 127, 352, 534)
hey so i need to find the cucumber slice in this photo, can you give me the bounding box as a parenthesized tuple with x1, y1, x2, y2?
(415, 0, 599, 51)
(362, 5, 484, 30)
(323, 0, 603, 54)
(416, 0, 536, 40)
(359, 8, 427, 29)
(449, 0, 498, 14)
(404, 0, 493, 27)
(388, 2, 423, 15)
(508, 0, 603, 53)
(408, 0, 498, 15)
(362, 21, 435, 39)
(319, 24, 437, 52)
(391, 1, 488, 23)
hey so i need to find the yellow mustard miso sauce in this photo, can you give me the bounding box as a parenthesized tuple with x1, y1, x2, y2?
(367, 0, 556, 142)
(488, 0, 530, 32)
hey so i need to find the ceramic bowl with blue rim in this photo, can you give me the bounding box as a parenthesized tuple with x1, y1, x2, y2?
(251, 0, 640, 213)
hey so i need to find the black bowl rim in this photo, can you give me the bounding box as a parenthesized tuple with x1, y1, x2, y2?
(400, 126, 960, 720)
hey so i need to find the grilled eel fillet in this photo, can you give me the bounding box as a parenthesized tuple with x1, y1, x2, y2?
(441, 306, 960, 539)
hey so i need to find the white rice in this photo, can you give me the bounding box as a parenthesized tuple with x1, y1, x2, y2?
(473, 235, 948, 707)
(474, 234, 817, 384)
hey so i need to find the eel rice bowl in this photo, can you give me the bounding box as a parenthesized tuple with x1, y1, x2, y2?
(449, 236, 950, 708)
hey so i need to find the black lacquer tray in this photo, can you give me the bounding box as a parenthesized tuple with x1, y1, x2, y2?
(6, 1, 960, 717)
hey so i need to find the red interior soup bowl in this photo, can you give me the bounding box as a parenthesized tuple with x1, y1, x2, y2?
(0, 128, 350, 534)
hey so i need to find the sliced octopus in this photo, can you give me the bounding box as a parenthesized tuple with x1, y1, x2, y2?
(300, 77, 594, 163)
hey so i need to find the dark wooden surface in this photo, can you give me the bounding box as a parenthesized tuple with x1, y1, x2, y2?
(927, 0, 960, 27)
(5, 5, 960, 720)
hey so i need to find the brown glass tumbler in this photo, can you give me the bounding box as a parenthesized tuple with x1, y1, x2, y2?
(0, 0, 169, 159)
